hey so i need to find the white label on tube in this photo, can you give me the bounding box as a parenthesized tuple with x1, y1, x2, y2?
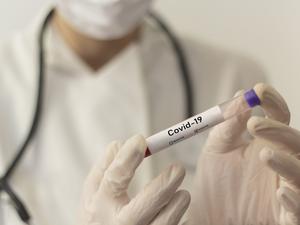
(146, 106, 224, 154)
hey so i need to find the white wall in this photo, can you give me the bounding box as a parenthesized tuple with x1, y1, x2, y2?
(1, 0, 299, 127)
(154, 0, 300, 127)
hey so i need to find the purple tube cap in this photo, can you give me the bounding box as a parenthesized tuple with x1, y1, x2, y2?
(244, 89, 261, 108)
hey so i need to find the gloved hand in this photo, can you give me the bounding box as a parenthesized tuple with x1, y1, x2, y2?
(188, 83, 300, 225)
(80, 135, 191, 225)
(57, 0, 153, 40)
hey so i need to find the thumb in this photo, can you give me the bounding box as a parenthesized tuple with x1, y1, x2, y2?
(204, 90, 251, 153)
(277, 186, 300, 224)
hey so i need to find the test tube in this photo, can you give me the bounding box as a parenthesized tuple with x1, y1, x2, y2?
(145, 89, 261, 157)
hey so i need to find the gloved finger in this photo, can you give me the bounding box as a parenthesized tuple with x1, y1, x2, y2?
(150, 190, 191, 225)
(253, 83, 290, 125)
(100, 134, 146, 197)
(83, 140, 123, 205)
(248, 117, 300, 155)
(260, 147, 300, 188)
(277, 186, 300, 223)
(205, 90, 251, 153)
(119, 163, 185, 225)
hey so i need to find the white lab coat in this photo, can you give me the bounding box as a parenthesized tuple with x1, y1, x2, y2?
(0, 7, 266, 225)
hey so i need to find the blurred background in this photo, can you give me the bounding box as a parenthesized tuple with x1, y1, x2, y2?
(0, 0, 299, 127)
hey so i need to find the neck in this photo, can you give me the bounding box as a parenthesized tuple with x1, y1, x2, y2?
(52, 11, 140, 71)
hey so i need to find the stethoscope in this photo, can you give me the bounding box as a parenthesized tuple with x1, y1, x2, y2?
(0, 8, 194, 224)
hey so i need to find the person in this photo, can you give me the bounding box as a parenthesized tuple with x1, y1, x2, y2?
(0, 0, 282, 224)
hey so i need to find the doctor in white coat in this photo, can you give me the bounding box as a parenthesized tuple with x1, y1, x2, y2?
(2, 0, 298, 225)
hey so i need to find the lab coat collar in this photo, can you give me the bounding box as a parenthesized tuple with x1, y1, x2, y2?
(25, 5, 99, 76)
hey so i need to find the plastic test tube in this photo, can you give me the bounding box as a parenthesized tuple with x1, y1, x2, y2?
(145, 89, 261, 157)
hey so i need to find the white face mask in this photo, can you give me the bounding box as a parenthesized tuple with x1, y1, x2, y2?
(57, 0, 153, 40)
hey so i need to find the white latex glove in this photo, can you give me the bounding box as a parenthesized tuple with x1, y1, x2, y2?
(57, 0, 153, 40)
(188, 83, 300, 225)
(80, 135, 191, 225)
